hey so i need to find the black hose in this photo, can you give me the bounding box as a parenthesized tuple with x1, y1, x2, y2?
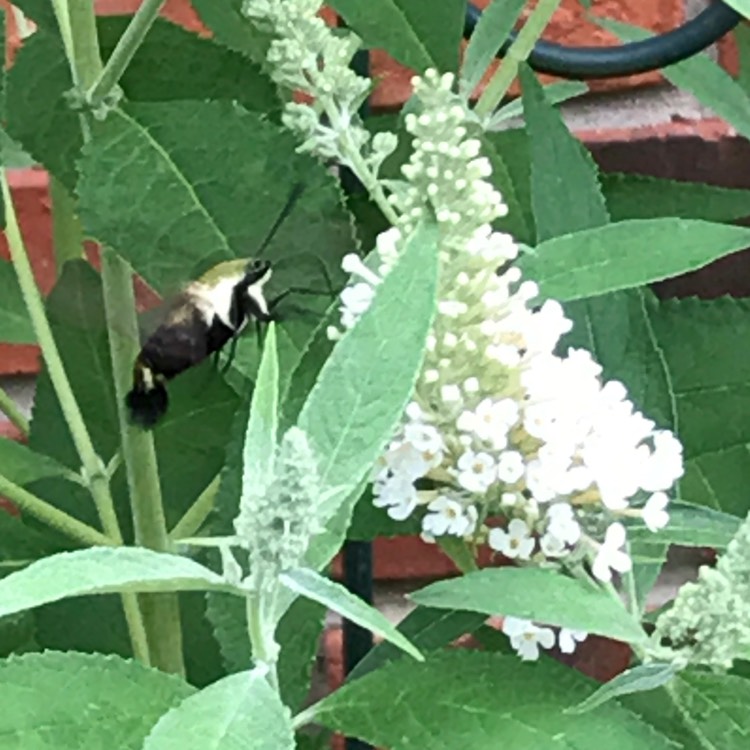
(464, 2, 742, 79)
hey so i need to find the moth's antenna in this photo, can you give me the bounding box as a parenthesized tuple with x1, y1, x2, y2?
(256, 182, 306, 258)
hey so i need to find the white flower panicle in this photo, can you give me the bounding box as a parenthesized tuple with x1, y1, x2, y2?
(245, 0, 686, 661)
(330, 69, 684, 598)
(234, 427, 321, 590)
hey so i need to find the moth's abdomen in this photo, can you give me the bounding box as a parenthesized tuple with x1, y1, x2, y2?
(125, 309, 237, 428)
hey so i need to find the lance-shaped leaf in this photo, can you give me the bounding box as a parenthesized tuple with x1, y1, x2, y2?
(410, 567, 646, 644)
(520, 218, 750, 302)
(280, 568, 422, 661)
(0, 547, 237, 620)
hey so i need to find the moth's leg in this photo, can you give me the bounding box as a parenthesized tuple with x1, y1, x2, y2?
(221, 333, 240, 374)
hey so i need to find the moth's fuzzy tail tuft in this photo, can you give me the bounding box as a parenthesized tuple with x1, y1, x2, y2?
(125, 382, 168, 428)
(126, 362, 168, 428)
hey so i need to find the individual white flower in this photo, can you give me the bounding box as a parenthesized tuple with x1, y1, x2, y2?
(540, 532, 567, 558)
(592, 522, 632, 582)
(375, 440, 433, 482)
(456, 450, 497, 493)
(546, 503, 581, 546)
(643, 492, 670, 532)
(502, 617, 555, 661)
(422, 496, 476, 536)
(496, 451, 525, 484)
(488, 519, 535, 560)
(558, 628, 588, 654)
(455, 398, 519, 448)
(404, 422, 444, 455)
(373, 475, 418, 521)
(339, 282, 375, 329)
(640, 431, 684, 492)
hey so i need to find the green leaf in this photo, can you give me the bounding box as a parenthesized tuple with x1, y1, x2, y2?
(0, 439, 73, 486)
(328, 0, 466, 72)
(0, 511, 68, 569)
(206, 592, 325, 712)
(410, 567, 646, 644)
(99, 17, 277, 109)
(460, 0, 526, 95)
(629, 539, 669, 614)
(628, 501, 740, 549)
(312, 651, 674, 749)
(243, 322, 279, 492)
(0, 651, 194, 749)
(649, 295, 750, 515)
(297, 220, 438, 524)
(0, 547, 233, 620)
(672, 670, 750, 749)
(735, 23, 750, 96)
(599, 17, 750, 140)
(619, 686, 696, 749)
(280, 568, 423, 661)
(77, 101, 351, 386)
(6, 20, 277, 188)
(480, 131, 533, 244)
(520, 63, 608, 240)
(347, 606, 486, 680)
(602, 172, 750, 223)
(569, 662, 680, 714)
(521, 219, 750, 302)
(143, 668, 294, 750)
(190, 0, 268, 61)
(7, 0, 56, 30)
(490, 81, 588, 126)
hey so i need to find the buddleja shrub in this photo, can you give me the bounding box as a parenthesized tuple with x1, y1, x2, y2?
(2, 0, 750, 747)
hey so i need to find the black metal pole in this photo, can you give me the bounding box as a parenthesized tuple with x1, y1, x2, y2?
(339, 43, 375, 750)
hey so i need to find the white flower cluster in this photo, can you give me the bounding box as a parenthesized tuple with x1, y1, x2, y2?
(243, 0, 686, 661)
(332, 70, 684, 599)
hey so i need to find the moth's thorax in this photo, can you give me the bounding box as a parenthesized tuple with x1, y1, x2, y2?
(187, 263, 273, 330)
(189, 272, 245, 328)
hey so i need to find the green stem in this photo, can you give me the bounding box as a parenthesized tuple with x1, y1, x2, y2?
(68, 0, 103, 87)
(2, 174, 120, 536)
(101, 248, 185, 676)
(623, 542, 641, 617)
(247, 594, 280, 692)
(86, 0, 166, 110)
(50, 177, 86, 273)
(50, 0, 154, 667)
(50, 0, 77, 84)
(0, 386, 29, 436)
(169, 474, 221, 542)
(0, 472, 113, 547)
(474, 0, 563, 120)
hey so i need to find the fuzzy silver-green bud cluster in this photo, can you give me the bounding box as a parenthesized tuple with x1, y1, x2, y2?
(654, 510, 750, 669)
(242, 0, 392, 178)
(234, 427, 321, 590)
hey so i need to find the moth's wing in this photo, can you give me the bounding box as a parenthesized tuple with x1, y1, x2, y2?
(137, 292, 216, 379)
